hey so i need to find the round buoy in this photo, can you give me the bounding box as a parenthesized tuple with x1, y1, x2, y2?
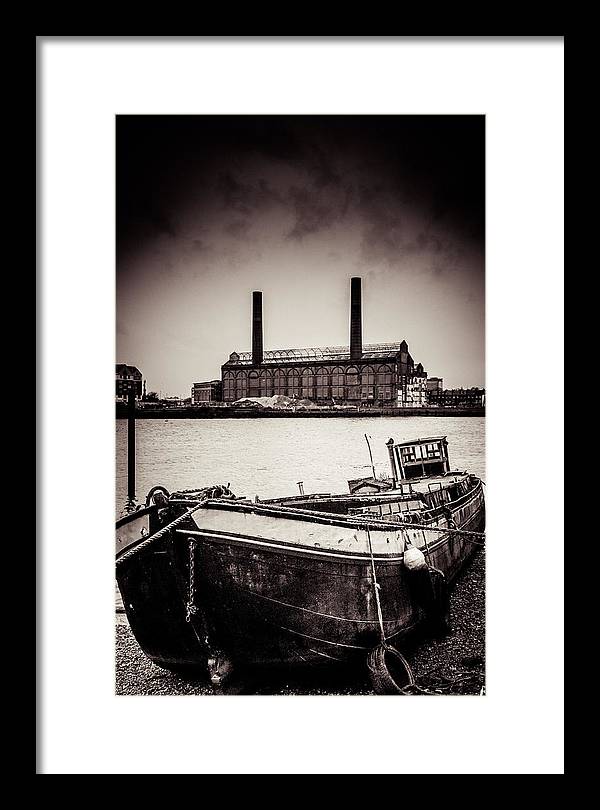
(403, 544, 427, 571)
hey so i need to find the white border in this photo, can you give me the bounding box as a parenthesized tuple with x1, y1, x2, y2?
(39, 37, 564, 774)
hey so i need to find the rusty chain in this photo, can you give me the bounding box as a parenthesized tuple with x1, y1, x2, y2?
(185, 538, 200, 623)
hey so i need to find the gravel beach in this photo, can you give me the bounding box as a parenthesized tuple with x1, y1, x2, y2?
(116, 547, 485, 696)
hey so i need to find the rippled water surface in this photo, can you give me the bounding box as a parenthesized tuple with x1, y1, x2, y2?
(116, 417, 485, 515)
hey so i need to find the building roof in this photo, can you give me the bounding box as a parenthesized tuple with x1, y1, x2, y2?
(116, 364, 142, 378)
(224, 342, 411, 366)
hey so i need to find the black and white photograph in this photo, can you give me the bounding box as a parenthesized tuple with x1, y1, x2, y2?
(38, 37, 563, 775)
(115, 114, 486, 696)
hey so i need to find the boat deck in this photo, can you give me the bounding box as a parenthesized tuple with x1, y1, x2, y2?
(173, 472, 481, 559)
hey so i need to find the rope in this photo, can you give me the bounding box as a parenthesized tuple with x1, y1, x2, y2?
(388, 520, 486, 544)
(399, 669, 486, 695)
(394, 523, 485, 539)
(365, 525, 386, 643)
(115, 502, 207, 568)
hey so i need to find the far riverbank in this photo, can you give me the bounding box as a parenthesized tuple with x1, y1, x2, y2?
(116, 405, 485, 419)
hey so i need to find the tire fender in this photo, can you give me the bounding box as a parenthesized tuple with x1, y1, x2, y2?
(367, 643, 415, 695)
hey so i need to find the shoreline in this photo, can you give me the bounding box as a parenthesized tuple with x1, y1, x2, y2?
(116, 406, 485, 419)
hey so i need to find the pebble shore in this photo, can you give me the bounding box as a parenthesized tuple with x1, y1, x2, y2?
(116, 548, 485, 696)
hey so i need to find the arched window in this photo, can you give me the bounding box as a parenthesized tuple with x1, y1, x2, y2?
(315, 367, 329, 400)
(363, 366, 375, 385)
(288, 369, 300, 398)
(346, 366, 360, 400)
(259, 369, 271, 397)
(301, 368, 314, 399)
(236, 371, 247, 399)
(376, 364, 393, 385)
(223, 371, 235, 401)
(361, 365, 375, 401)
(273, 368, 287, 395)
(376, 364, 394, 401)
(248, 370, 260, 398)
(331, 366, 344, 399)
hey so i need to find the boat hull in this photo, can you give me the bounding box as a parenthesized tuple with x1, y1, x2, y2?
(184, 507, 483, 667)
(116, 482, 484, 671)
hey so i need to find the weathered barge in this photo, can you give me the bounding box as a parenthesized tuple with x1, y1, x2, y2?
(116, 436, 485, 691)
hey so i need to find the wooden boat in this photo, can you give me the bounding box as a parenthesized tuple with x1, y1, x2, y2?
(116, 437, 484, 690)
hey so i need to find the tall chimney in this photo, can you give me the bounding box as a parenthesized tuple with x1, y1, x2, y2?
(252, 290, 263, 366)
(350, 277, 362, 360)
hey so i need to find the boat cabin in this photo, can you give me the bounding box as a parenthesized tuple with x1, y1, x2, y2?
(387, 436, 451, 481)
(347, 477, 394, 495)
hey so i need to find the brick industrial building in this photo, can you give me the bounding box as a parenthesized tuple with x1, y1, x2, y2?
(192, 379, 223, 404)
(221, 277, 428, 406)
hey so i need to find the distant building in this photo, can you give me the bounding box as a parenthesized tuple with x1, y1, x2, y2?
(161, 396, 188, 407)
(192, 380, 223, 404)
(116, 364, 143, 401)
(427, 377, 443, 393)
(428, 387, 485, 408)
(398, 363, 428, 407)
(221, 278, 428, 406)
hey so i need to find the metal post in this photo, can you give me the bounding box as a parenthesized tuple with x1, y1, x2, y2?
(386, 438, 398, 486)
(127, 388, 136, 502)
(365, 434, 376, 480)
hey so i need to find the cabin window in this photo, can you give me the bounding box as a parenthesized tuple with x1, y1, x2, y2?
(401, 446, 417, 462)
(426, 443, 441, 459)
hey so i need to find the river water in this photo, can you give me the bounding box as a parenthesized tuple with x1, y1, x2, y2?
(116, 416, 485, 515)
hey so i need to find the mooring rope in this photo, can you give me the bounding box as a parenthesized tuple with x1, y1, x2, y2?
(115, 501, 207, 568)
(397, 523, 485, 539)
(365, 525, 386, 643)
(394, 522, 486, 545)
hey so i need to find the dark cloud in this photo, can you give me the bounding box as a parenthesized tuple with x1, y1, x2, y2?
(117, 116, 485, 394)
(216, 172, 281, 215)
(117, 115, 484, 276)
(190, 238, 210, 253)
(286, 186, 342, 240)
(223, 219, 251, 239)
(119, 117, 482, 221)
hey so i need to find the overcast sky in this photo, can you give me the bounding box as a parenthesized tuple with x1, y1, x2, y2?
(117, 115, 484, 396)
